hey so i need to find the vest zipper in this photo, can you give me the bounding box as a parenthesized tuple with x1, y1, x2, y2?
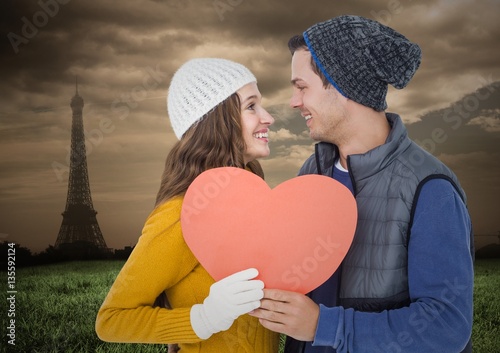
(347, 155, 358, 196)
(314, 143, 323, 175)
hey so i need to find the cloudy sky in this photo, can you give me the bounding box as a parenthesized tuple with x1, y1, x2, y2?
(1, 0, 499, 253)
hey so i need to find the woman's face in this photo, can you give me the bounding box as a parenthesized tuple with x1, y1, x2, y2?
(237, 82, 274, 164)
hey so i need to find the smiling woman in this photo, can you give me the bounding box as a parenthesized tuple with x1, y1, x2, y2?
(95, 58, 278, 353)
(239, 82, 274, 164)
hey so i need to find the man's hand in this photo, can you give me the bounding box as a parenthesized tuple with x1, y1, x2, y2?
(248, 289, 319, 342)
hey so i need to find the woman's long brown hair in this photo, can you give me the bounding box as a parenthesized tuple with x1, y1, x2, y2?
(155, 92, 264, 206)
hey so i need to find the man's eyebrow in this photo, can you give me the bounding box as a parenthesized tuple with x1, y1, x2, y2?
(291, 78, 304, 86)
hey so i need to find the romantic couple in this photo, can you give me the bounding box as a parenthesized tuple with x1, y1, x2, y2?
(95, 15, 474, 353)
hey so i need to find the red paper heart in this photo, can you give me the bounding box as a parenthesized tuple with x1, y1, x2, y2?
(181, 167, 357, 294)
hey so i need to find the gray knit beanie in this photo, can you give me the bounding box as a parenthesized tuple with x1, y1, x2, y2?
(303, 15, 422, 111)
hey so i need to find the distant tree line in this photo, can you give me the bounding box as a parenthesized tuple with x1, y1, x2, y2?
(3, 238, 497, 271)
(0, 241, 134, 269)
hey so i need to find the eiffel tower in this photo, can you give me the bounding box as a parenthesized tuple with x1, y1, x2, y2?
(55, 78, 109, 258)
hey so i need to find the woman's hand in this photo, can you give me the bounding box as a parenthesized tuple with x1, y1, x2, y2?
(190, 268, 264, 339)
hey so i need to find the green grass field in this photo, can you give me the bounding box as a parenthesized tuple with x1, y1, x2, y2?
(472, 259, 500, 352)
(2, 259, 499, 352)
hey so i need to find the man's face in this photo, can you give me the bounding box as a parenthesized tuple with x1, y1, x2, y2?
(290, 49, 347, 143)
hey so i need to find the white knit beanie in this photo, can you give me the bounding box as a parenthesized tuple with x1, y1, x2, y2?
(167, 58, 257, 139)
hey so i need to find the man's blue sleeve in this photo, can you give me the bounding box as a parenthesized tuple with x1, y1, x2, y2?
(312, 178, 474, 353)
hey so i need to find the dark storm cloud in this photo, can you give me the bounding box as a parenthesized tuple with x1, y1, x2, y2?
(407, 82, 500, 154)
(2, 1, 207, 96)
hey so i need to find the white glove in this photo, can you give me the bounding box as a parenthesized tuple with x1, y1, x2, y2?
(190, 268, 264, 339)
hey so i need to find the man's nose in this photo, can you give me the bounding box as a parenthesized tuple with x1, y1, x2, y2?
(290, 91, 302, 109)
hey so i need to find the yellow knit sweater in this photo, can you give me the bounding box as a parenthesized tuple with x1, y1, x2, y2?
(96, 196, 279, 352)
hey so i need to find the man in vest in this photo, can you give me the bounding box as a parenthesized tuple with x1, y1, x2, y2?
(249, 15, 474, 353)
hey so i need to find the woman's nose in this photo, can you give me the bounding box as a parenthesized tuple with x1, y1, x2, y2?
(261, 108, 274, 125)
